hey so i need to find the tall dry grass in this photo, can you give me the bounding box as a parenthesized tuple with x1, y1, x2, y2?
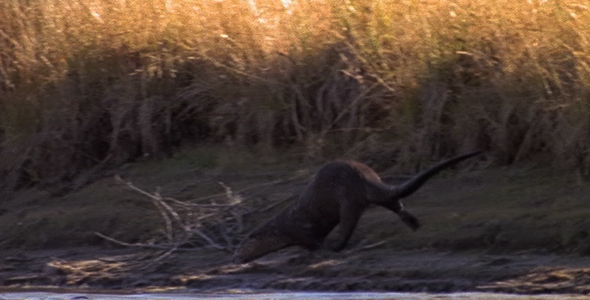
(1, 0, 590, 193)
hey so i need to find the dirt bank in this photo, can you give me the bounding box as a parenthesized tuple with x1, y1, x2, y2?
(1, 153, 590, 294)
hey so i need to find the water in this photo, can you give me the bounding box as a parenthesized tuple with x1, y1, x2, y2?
(0, 292, 586, 300)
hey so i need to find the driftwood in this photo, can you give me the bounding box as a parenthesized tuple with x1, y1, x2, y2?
(95, 174, 298, 263)
(95, 175, 247, 260)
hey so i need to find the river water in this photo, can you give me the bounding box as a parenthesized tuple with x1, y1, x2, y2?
(0, 292, 587, 300)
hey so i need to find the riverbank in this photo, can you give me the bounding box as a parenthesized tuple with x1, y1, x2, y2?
(1, 153, 590, 294)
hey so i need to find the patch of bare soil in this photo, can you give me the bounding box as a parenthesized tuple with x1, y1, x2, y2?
(2, 158, 590, 295)
(2, 246, 590, 295)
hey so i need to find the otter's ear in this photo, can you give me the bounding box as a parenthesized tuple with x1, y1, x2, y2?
(398, 210, 420, 231)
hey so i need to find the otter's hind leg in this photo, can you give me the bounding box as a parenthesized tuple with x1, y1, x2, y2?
(397, 209, 420, 230)
(382, 201, 420, 230)
(325, 203, 363, 251)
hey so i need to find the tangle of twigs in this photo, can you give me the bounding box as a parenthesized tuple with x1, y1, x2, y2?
(95, 175, 262, 261)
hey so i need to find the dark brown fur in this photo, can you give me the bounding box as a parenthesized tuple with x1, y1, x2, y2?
(233, 151, 482, 263)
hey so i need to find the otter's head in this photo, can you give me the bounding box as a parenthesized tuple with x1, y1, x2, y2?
(233, 225, 294, 264)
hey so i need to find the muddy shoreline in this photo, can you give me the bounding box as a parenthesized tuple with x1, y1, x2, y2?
(2, 246, 590, 295)
(2, 162, 590, 296)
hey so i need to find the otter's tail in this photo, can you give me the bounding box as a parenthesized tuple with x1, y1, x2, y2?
(393, 151, 482, 199)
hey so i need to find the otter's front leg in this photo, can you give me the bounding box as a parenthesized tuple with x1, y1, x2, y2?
(324, 203, 363, 251)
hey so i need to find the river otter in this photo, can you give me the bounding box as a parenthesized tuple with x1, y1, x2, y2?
(233, 151, 482, 263)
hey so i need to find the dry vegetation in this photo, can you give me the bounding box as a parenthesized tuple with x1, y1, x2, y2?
(1, 0, 590, 193)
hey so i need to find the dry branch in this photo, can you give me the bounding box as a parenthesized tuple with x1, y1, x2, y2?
(99, 174, 292, 259)
(111, 175, 232, 251)
(181, 178, 288, 204)
(94, 171, 308, 266)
